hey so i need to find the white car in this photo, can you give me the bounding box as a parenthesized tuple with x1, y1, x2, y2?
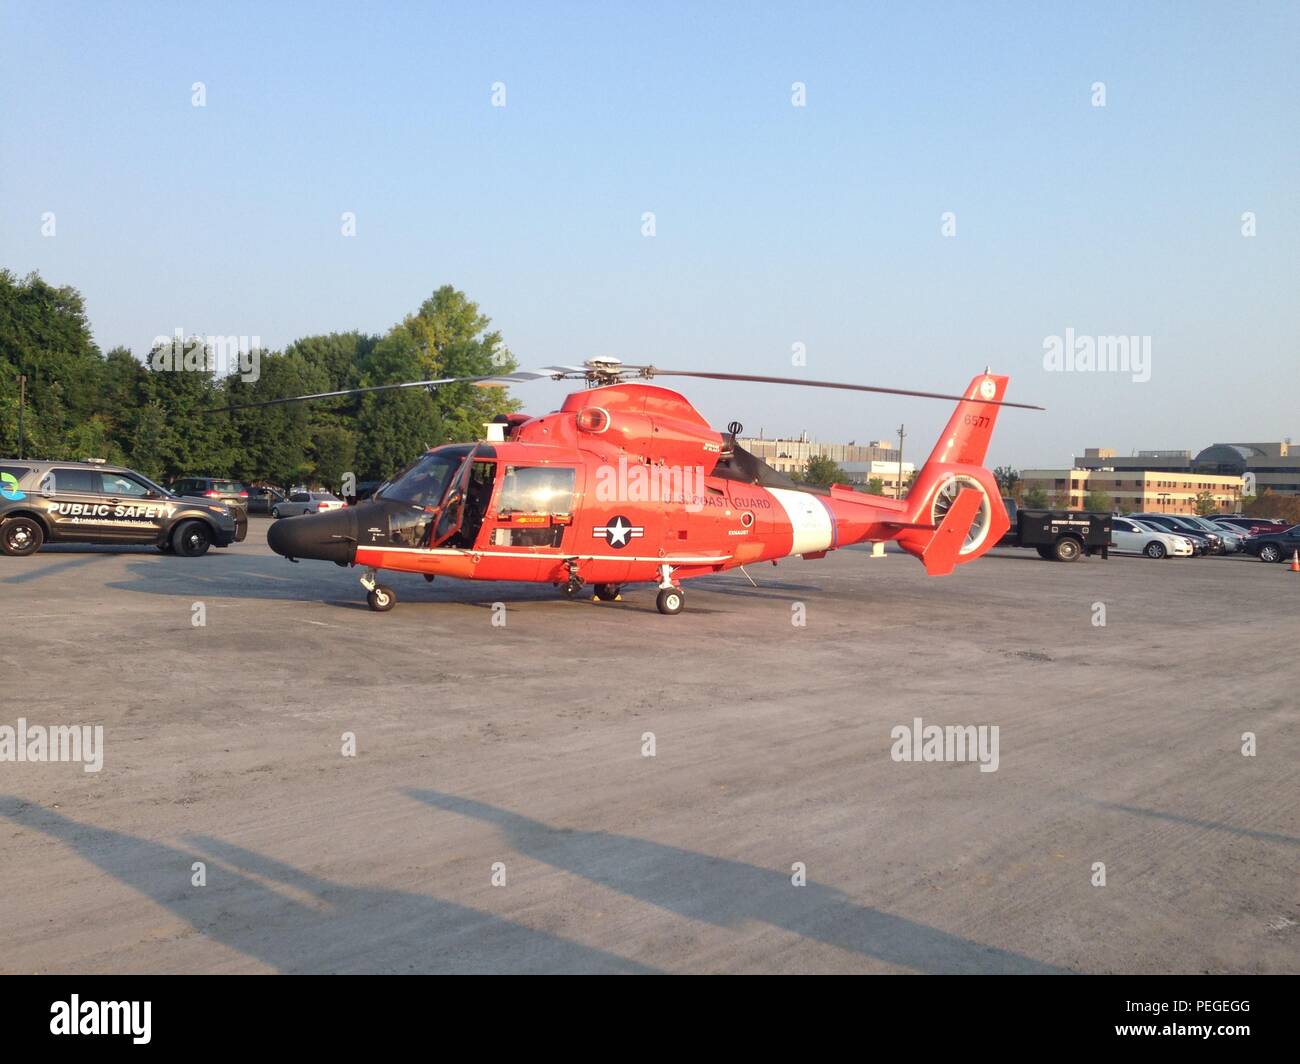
(1110, 517, 1195, 559)
(272, 491, 345, 518)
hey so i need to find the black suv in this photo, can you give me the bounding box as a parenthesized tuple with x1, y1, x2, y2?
(0, 460, 247, 557)
(1243, 524, 1300, 563)
(170, 476, 250, 512)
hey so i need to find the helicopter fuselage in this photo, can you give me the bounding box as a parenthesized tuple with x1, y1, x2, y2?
(266, 378, 1011, 611)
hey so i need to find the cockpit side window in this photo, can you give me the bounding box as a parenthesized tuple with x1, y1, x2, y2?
(379, 451, 467, 508)
(496, 466, 576, 516)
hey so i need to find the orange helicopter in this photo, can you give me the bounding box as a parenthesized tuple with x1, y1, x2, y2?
(215, 360, 1041, 613)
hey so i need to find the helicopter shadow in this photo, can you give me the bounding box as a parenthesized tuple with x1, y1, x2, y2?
(103, 557, 742, 615)
(0, 796, 654, 974)
(405, 789, 1069, 974)
(1083, 799, 1300, 848)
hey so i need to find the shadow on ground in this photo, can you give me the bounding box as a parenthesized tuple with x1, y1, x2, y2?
(406, 789, 1069, 974)
(0, 796, 654, 973)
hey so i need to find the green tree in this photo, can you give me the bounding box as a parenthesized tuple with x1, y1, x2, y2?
(129, 403, 169, 481)
(1083, 489, 1113, 513)
(865, 476, 885, 496)
(1022, 486, 1049, 508)
(0, 273, 528, 489)
(993, 466, 1021, 497)
(0, 269, 105, 458)
(140, 337, 239, 479)
(792, 454, 848, 488)
(310, 422, 357, 492)
(354, 328, 444, 481)
(283, 331, 374, 394)
(1193, 490, 1218, 516)
(1246, 489, 1300, 525)
(222, 349, 326, 487)
(354, 286, 520, 479)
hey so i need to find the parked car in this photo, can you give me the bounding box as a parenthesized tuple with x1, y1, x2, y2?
(246, 485, 287, 515)
(171, 476, 249, 512)
(0, 459, 246, 557)
(272, 491, 344, 518)
(1205, 518, 1254, 540)
(1179, 515, 1245, 552)
(1128, 514, 1219, 554)
(1217, 516, 1289, 536)
(1242, 524, 1300, 563)
(1109, 517, 1195, 559)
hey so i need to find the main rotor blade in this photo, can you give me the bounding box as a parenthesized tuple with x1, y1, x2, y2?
(644, 369, 1045, 410)
(204, 371, 550, 414)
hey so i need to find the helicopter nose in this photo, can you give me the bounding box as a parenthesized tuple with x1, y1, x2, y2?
(266, 506, 359, 564)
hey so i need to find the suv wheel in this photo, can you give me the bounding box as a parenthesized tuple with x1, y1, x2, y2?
(172, 520, 212, 557)
(1, 516, 44, 557)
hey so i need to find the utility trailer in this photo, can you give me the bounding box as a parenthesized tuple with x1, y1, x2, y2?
(998, 498, 1111, 562)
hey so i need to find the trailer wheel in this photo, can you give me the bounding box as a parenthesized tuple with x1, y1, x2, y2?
(1053, 537, 1082, 562)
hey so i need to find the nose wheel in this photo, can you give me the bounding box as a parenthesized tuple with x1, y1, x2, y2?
(359, 568, 397, 612)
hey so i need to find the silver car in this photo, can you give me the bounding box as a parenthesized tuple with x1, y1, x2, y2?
(271, 491, 345, 518)
(1182, 516, 1244, 552)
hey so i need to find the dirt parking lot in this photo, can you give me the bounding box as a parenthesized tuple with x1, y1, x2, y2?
(1, 519, 1296, 973)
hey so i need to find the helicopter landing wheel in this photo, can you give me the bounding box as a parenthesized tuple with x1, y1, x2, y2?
(367, 585, 397, 612)
(423, 573, 436, 583)
(655, 587, 684, 615)
(592, 583, 623, 602)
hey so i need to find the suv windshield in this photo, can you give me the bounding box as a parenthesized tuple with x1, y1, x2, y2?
(377, 450, 468, 508)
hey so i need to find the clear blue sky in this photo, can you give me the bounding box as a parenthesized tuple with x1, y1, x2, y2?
(2, 1, 1296, 468)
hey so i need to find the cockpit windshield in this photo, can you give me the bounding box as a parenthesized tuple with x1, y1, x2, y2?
(376, 449, 469, 508)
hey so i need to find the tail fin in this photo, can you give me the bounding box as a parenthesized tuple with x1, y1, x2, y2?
(893, 372, 1012, 571)
(918, 487, 986, 576)
(923, 372, 1008, 468)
